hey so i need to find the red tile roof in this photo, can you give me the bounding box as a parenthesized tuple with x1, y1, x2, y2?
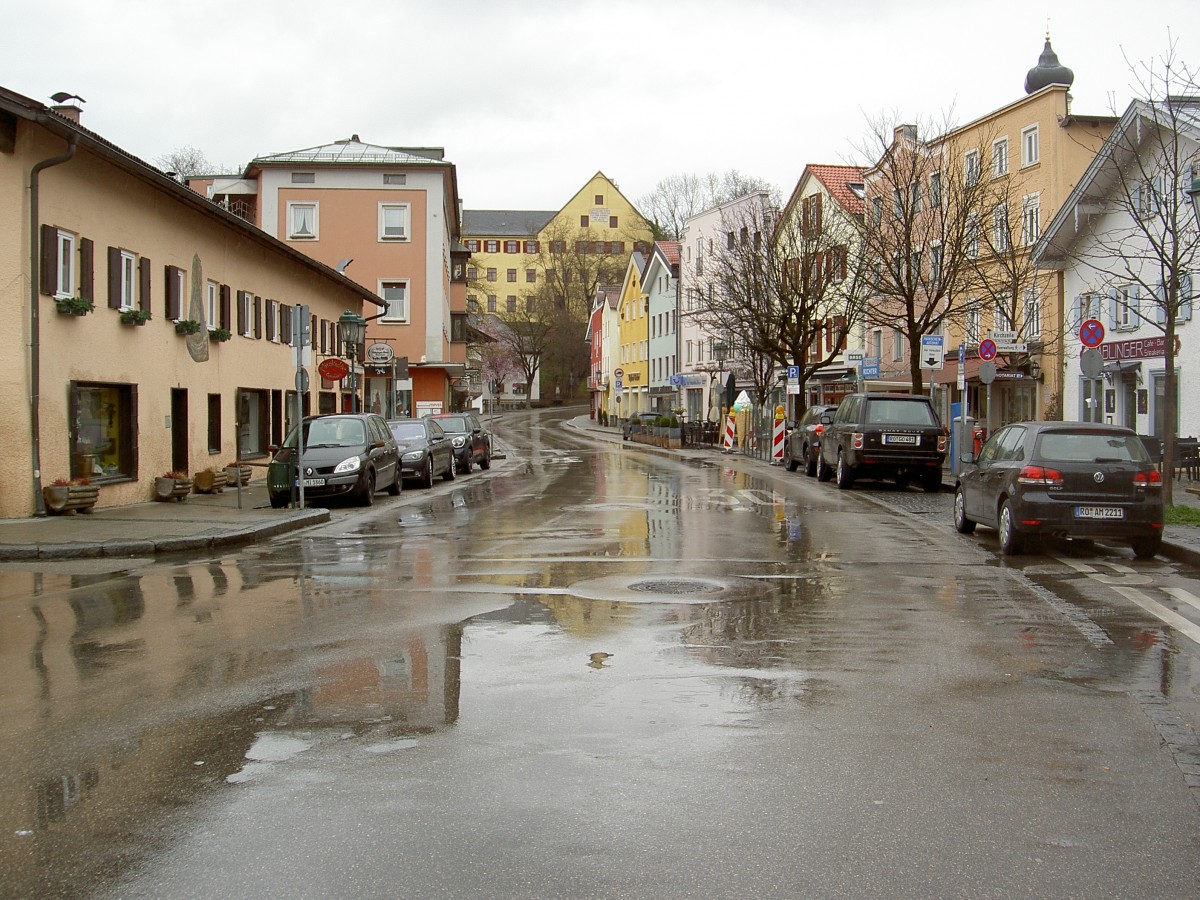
(655, 240, 681, 266)
(806, 164, 866, 215)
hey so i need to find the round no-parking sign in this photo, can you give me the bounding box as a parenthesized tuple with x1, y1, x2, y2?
(978, 338, 997, 361)
(1079, 318, 1105, 348)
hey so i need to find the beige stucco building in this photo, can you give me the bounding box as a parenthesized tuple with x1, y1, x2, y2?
(1, 86, 382, 517)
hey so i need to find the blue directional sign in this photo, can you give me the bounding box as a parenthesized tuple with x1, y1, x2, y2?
(861, 356, 880, 379)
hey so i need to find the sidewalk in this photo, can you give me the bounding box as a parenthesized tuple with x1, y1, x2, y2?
(0, 481, 329, 561)
(566, 414, 1200, 569)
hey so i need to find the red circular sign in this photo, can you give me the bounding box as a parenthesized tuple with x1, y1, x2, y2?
(978, 339, 997, 361)
(318, 357, 350, 381)
(1080, 318, 1105, 348)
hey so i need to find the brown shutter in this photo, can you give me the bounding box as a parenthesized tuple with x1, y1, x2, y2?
(236, 291, 247, 334)
(40, 224, 58, 295)
(79, 238, 94, 302)
(165, 265, 182, 319)
(253, 296, 262, 339)
(280, 304, 292, 343)
(310, 314, 317, 350)
(140, 258, 152, 313)
(219, 284, 231, 330)
(265, 300, 276, 341)
(107, 246, 121, 309)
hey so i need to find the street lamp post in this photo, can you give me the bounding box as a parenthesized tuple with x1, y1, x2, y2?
(713, 341, 728, 419)
(338, 310, 367, 412)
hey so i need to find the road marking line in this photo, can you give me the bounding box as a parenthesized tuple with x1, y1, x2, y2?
(1111, 586, 1200, 648)
(1052, 555, 1097, 574)
(1162, 587, 1200, 615)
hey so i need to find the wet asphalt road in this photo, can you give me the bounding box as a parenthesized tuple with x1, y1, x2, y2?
(3, 407, 1200, 898)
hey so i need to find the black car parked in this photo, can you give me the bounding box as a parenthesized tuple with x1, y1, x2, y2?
(267, 413, 401, 508)
(954, 421, 1164, 558)
(387, 417, 456, 488)
(817, 393, 946, 492)
(430, 413, 491, 473)
(783, 405, 835, 476)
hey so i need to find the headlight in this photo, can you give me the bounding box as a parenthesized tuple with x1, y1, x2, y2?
(452, 436, 466, 448)
(403, 450, 424, 461)
(334, 455, 362, 474)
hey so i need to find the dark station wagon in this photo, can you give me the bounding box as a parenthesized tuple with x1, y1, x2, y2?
(954, 421, 1164, 558)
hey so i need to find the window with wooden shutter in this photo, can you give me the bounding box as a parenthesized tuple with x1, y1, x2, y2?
(281, 304, 292, 344)
(79, 238, 94, 301)
(40, 224, 59, 295)
(107, 247, 122, 309)
(265, 299, 277, 341)
(165, 265, 183, 319)
(236, 290, 248, 336)
(140, 258, 153, 313)
(253, 296, 262, 339)
(219, 285, 231, 330)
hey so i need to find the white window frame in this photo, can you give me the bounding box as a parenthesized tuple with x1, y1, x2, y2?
(379, 203, 410, 241)
(929, 171, 942, 207)
(1021, 194, 1040, 246)
(1021, 124, 1040, 166)
(1023, 288, 1041, 338)
(964, 149, 980, 187)
(992, 137, 1009, 177)
(993, 203, 1009, 253)
(966, 308, 981, 343)
(1115, 285, 1136, 329)
(287, 201, 318, 240)
(994, 301, 1014, 331)
(119, 250, 137, 311)
(170, 266, 186, 320)
(891, 329, 904, 361)
(966, 213, 980, 259)
(239, 292, 253, 337)
(379, 279, 410, 322)
(206, 280, 219, 328)
(55, 229, 76, 298)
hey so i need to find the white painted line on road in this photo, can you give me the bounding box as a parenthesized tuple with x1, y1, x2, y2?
(1162, 587, 1200, 615)
(1052, 555, 1097, 574)
(1111, 586, 1200, 648)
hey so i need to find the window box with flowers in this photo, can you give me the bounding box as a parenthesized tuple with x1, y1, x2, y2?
(174, 319, 203, 335)
(209, 327, 232, 342)
(55, 294, 94, 317)
(153, 471, 191, 501)
(43, 478, 99, 514)
(120, 308, 152, 326)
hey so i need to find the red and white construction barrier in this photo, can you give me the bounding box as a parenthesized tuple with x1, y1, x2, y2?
(723, 413, 736, 450)
(772, 415, 786, 463)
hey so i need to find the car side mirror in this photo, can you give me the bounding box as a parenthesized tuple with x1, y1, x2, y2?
(370, 440, 386, 450)
(819, 414, 833, 425)
(960, 451, 975, 465)
(268, 444, 279, 454)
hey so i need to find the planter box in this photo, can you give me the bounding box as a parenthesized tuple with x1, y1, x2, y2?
(154, 477, 191, 501)
(193, 470, 228, 494)
(43, 484, 99, 515)
(224, 464, 251, 486)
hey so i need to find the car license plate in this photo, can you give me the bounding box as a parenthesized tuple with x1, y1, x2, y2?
(296, 478, 326, 488)
(1074, 506, 1124, 520)
(883, 434, 918, 444)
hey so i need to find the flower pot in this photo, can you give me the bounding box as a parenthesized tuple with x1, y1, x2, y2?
(43, 484, 99, 515)
(154, 476, 192, 501)
(224, 464, 251, 486)
(193, 470, 228, 494)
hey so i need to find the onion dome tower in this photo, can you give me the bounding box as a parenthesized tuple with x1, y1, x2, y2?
(1025, 34, 1074, 94)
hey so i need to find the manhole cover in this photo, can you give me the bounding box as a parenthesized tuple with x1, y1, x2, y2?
(628, 579, 721, 595)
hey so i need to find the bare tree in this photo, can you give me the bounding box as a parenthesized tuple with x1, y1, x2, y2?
(156, 145, 230, 179)
(856, 114, 1008, 394)
(1039, 40, 1199, 504)
(639, 170, 777, 240)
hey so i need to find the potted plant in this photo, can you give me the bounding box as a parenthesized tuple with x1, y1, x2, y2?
(154, 470, 191, 501)
(120, 308, 152, 326)
(209, 327, 232, 342)
(43, 477, 99, 514)
(54, 294, 94, 316)
(192, 466, 228, 494)
(224, 461, 251, 486)
(174, 319, 203, 335)
(667, 415, 682, 448)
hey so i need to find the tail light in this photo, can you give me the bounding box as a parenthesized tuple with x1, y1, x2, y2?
(1134, 469, 1163, 488)
(1017, 465, 1064, 486)
(937, 433, 947, 452)
(814, 424, 824, 436)
(852, 432, 864, 450)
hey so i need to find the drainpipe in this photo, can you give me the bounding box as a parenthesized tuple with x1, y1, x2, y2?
(29, 134, 78, 516)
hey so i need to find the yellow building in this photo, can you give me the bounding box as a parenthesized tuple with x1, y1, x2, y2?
(615, 252, 651, 418)
(462, 172, 653, 404)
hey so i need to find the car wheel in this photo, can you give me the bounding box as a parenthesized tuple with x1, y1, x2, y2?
(836, 451, 854, 489)
(817, 450, 833, 482)
(386, 470, 402, 495)
(443, 455, 456, 481)
(954, 487, 977, 534)
(420, 457, 434, 489)
(360, 470, 376, 507)
(269, 492, 289, 509)
(1130, 534, 1162, 560)
(921, 472, 942, 493)
(784, 444, 798, 472)
(998, 500, 1024, 555)
(804, 446, 817, 477)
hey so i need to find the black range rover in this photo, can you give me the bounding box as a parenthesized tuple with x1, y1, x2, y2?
(817, 393, 947, 492)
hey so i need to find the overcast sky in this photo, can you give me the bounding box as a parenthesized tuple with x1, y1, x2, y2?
(4, 1, 1195, 212)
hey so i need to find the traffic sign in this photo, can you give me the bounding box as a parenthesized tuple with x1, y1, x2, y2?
(861, 356, 880, 379)
(613, 367, 624, 379)
(1080, 318, 1105, 348)
(978, 361, 997, 385)
(978, 339, 997, 361)
(1080, 347, 1103, 378)
(786, 365, 800, 382)
(920, 334, 945, 370)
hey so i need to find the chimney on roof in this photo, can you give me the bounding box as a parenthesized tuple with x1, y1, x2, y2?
(49, 91, 85, 123)
(894, 124, 917, 143)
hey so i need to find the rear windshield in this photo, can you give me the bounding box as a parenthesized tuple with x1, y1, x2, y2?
(864, 399, 938, 427)
(1037, 431, 1151, 463)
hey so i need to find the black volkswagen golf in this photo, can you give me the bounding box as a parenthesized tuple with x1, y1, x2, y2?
(954, 421, 1164, 558)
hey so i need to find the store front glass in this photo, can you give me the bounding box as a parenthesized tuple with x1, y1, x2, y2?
(69, 381, 136, 481)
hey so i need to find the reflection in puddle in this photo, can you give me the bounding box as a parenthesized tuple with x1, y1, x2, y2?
(226, 732, 314, 783)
